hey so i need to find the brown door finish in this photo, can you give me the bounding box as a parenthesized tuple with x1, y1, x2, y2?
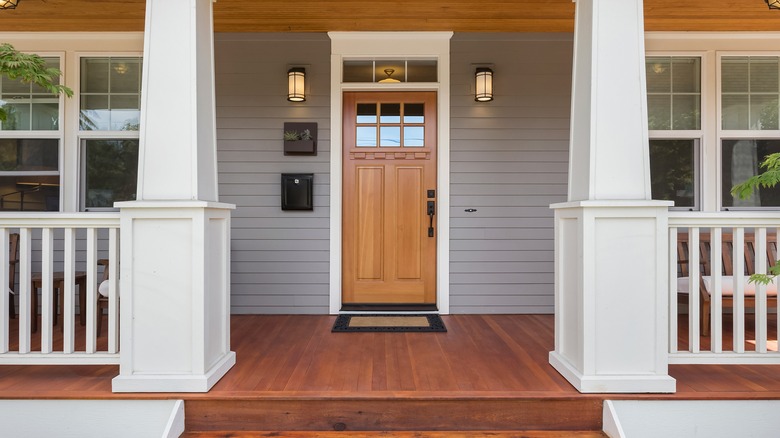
(342, 91, 437, 304)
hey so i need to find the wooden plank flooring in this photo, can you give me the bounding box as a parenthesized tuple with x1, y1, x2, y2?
(1, 314, 780, 432)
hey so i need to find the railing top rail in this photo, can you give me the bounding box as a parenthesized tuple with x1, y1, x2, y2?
(669, 211, 780, 227)
(0, 213, 120, 228)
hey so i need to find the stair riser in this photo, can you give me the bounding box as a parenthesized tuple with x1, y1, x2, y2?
(185, 399, 603, 432)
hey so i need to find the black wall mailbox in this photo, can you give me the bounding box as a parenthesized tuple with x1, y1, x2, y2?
(283, 122, 318, 156)
(281, 173, 314, 211)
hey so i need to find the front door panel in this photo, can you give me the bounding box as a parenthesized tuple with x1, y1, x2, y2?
(342, 91, 437, 304)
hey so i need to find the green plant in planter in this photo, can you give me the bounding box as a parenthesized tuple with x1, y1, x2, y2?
(0, 43, 73, 122)
(731, 153, 780, 285)
(284, 130, 301, 141)
(300, 129, 312, 141)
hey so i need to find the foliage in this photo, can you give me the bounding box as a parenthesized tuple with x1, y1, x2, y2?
(731, 153, 780, 202)
(731, 152, 780, 285)
(284, 130, 301, 141)
(0, 43, 73, 122)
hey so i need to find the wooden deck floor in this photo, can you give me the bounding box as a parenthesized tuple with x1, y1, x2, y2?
(2, 314, 780, 432)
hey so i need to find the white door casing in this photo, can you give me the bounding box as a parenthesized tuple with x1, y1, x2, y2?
(328, 32, 453, 314)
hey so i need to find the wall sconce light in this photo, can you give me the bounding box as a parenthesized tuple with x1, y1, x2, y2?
(475, 67, 494, 102)
(0, 0, 20, 9)
(767, 0, 780, 9)
(287, 67, 306, 102)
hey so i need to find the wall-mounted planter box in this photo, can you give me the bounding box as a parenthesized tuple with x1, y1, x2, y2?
(283, 122, 317, 156)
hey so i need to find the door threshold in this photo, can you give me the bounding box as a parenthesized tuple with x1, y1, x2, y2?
(340, 304, 439, 312)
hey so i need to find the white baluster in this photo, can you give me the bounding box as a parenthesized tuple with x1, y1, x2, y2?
(0, 230, 9, 354)
(756, 228, 768, 353)
(690, 228, 700, 353)
(41, 228, 54, 354)
(63, 228, 76, 354)
(108, 227, 119, 354)
(734, 228, 745, 353)
(18, 228, 31, 354)
(86, 228, 97, 354)
(669, 227, 678, 354)
(711, 227, 723, 354)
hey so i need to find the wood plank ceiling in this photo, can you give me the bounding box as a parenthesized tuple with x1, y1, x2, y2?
(0, 0, 777, 33)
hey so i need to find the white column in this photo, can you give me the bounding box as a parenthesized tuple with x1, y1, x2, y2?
(549, 0, 676, 393)
(112, 0, 235, 393)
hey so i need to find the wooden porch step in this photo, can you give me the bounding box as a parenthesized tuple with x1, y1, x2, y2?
(184, 398, 603, 434)
(183, 432, 607, 437)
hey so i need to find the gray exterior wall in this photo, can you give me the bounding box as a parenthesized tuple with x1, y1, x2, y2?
(215, 34, 331, 314)
(214, 33, 572, 315)
(449, 34, 572, 314)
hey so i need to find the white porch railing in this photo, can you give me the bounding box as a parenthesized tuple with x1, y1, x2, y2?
(669, 212, 780, 364)
(0, 213, 120, 364)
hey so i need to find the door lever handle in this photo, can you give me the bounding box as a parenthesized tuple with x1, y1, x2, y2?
(427, 201, 435, 237)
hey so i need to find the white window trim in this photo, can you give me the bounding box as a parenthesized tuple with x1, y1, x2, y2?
(0, 34, 144, 212)
(646, 33, 780, 211)
(75, 51, 143, 212)
(328, 32, 453, 315)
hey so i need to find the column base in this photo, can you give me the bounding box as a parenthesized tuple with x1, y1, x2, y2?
(550, 351, 676, 394)
(112, 351, 235, 393)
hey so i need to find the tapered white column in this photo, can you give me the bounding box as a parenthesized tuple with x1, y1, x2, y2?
(549, 0, 676, 393)
(113, 0, 235, 393)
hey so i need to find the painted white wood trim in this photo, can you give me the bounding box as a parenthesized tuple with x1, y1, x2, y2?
(328, 32, 453, 314)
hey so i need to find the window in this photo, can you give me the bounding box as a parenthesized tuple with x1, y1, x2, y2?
(721, 139, 780, 208)
(720, 56, 780, 209)
(721, 57, 779, 131)
(647, 57, 701, 130)
(0, 57, 61, 132)
(79, 56, 142, 211)
(650, 139, 698, 209)
(0, 139, 60, 211)
(343, 59, 438, 83)
(646, 56, 702, 209)
(355, 102, 426, 148)
(81, 139, 138, 210)
(80, 57, 141, 131)
(0, 57, 62, 211)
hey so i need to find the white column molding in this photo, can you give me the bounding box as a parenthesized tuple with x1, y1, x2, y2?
(113, 0, 235, 393)
(550, 0, 676, 393)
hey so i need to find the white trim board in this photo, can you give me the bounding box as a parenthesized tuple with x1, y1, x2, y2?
(328, 32, 453, 314)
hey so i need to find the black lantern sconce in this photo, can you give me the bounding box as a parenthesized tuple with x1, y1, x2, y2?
(0, 0, 20, 9)
(287, 67, 306, 102)
(767, 0, 780, 9)
(475, 67, 494, 102)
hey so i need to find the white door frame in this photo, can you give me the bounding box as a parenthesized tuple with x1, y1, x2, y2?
(328, 32, 453, 314)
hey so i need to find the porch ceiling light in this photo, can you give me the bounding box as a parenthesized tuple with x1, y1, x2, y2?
(0, 0, 19, 9)
(287, 67, 306, 102)
(475, 67, 493, 102)
(767, 0, 780, 9)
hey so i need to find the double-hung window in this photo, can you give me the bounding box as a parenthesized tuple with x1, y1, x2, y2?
(646, 56, 702, 210)
(79, 57, 141, 211)
(0, 56, 62, 211)
(719, 55, 780, 209)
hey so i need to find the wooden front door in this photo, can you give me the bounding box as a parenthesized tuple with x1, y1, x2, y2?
(342, 91, 437, 304)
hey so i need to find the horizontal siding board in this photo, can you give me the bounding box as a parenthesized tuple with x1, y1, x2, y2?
(450, 283, 553, 295)
(232, 307, 327, 315)
(452, 140, 568, 151)
(450, 239, 552, 251)
(452, 173, 567, 184)
(450, 250, 554, 262)
(451, 228, 554, 240)
(231, 283, 327, 295)
(450, 306, 554, 315)
(232, 273, 329, 284)
(450, 162, 567, 173)
(453, 295, 554, 306)
(449, 36, 571, 313)
(450, 207, 557, 218)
